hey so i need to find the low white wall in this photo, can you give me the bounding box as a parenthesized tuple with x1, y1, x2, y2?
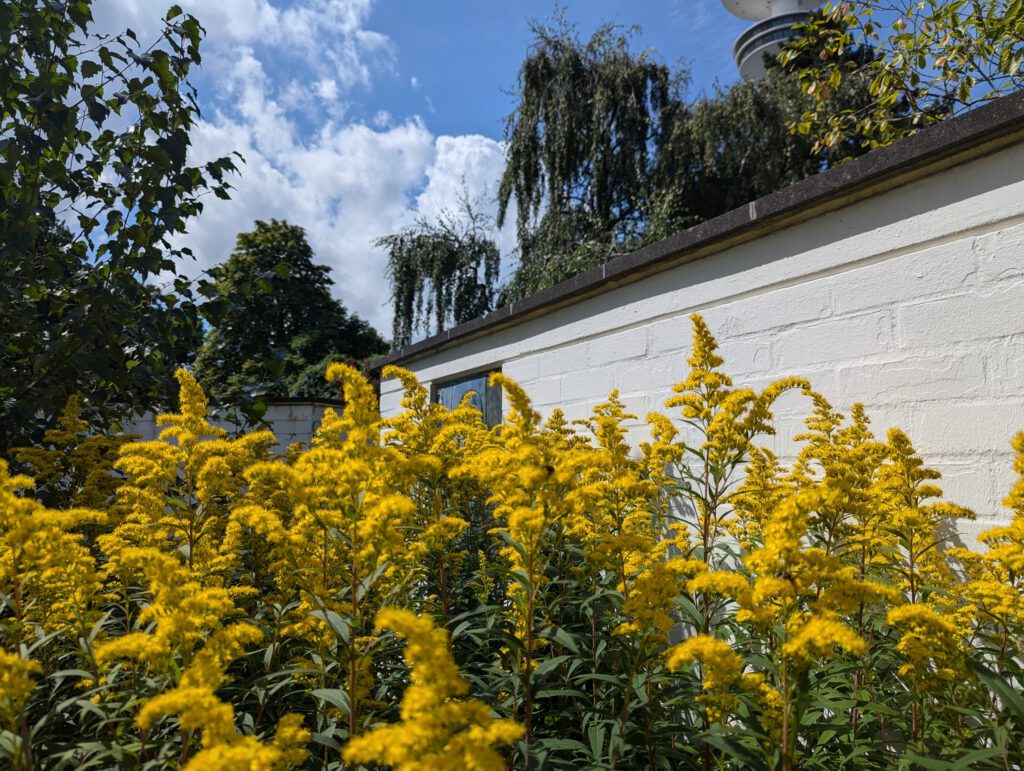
(126, 401, 337, 456)
(380, 139, 1024, 544)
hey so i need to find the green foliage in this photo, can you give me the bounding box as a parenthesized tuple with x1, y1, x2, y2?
(387, 14, 906, 334)
(377, 201, 501, 349)
(651, 63, 884, 235)
(494, 16, 891, 306)
(194, 219, 387, 402)
(0, 0, 239, 454)
(783, 0, 1023, 151)
(496, 17, 683, 301)
(650, 72, 822, 236)
(11, 395, 134, 509)
(5, 324, 1024, 769)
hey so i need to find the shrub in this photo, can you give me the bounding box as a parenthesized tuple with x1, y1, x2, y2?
(1, 316, 1023, 769)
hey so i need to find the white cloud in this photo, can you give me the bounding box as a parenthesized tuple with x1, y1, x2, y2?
(177, 88, 510, 335)
(316, 79, 339, 101)
(416, 135, 519, 283)
(91, 0, 515, 339)
(92, 0, 394, 94)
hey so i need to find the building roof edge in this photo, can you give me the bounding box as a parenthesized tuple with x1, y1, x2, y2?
(373, 90, 1024, 371)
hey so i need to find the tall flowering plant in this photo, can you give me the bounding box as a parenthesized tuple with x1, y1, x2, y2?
(1, 316, 1024, 769)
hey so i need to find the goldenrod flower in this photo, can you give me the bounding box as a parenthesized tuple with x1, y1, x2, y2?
(343, 609, 522, 770)
(0, 460, 103, 636)
(667, 635, 743, 721)
(0, 648, 40, 728)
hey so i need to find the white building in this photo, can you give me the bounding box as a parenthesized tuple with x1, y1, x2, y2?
(374, 91, 1024, 544)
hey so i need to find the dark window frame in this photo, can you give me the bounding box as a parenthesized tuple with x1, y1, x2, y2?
(431, 368, 503, 427)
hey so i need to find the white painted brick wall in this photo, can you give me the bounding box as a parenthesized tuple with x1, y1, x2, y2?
(383, 140, 1024, 546)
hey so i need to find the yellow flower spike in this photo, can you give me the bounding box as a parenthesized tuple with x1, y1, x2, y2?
(343, 609, 523, 770)
(104, 369, 276, 584)
(740, 672, 784, 743)
(181, 738, 294, 771)
(489, 372, 540, 434)
(1004, 431, 1024, 516)
(137, 687, 238, 744)
(270, 713, 311, 767)
(730, 446, 788, 548)
(0, 648, 41, 728)
(11, 394, 138, 509)
(688, 570, 752, 606)
(0, 460, 103, 636)
(781, 616, 866, 667)
(656, 315, 807, 572)
(95, 547, 250, 676)
(666, 635, 744, 722)
(140, 693, 308, 770)
(565, 392, 664, 591)
(156, 369, 227, 447)
(887, 603, 966, 694)
(689, 313, 722, 363)
(876, 427, 974, 602)
(381, 364, 435, 421)
(615, 558, 699, 641)
(667, 635, 742, 689)
(325, 361, 381, 449)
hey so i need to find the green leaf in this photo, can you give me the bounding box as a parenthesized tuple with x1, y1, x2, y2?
(312, 688, 352, 716)
(534, 655, 571, 677)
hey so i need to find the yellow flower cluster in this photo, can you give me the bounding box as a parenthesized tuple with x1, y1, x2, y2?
(0, 459, 102, 637)
(343, 609, 523, 770)
(0, 648, 39, 728)
(12, 395, 136, 509)
(666, 634, 744, 721)
(4, 313, 1024, 769)
(102, 369, 276, 586)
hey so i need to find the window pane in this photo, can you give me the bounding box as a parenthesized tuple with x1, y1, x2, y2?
(434, 371, 502, 427)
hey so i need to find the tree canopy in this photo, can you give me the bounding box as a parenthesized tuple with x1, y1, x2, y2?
(377, 201, 501, 350)
(380, 3, 1014, 347)
(784, 0, 1023, 151)
(0, 0, 238, 453)
(497, 17, 683, 268)
(194, 220, 387, 403)
(493, 16, 888, 304)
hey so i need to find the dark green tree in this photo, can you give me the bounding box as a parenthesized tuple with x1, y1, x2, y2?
(496, 18, 684, 301)
(0, 0, 238, 453)
(378, 202, 500, 350)
(496, 14, 898, 304)
(194, 220, 387, 402)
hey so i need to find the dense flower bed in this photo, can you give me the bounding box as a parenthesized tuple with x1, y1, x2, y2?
(2, 315, 1024, 770)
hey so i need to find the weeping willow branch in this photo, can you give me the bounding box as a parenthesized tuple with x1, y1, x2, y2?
(378, 197, 501, 350)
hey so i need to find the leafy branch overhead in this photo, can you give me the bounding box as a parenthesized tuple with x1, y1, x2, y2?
(0, 0, 240, 452)
(783, 0, 1024, 151)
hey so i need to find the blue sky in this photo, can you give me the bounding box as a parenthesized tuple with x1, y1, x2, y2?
(96, 0, 754, 336)
(361, 1, 749, 137)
